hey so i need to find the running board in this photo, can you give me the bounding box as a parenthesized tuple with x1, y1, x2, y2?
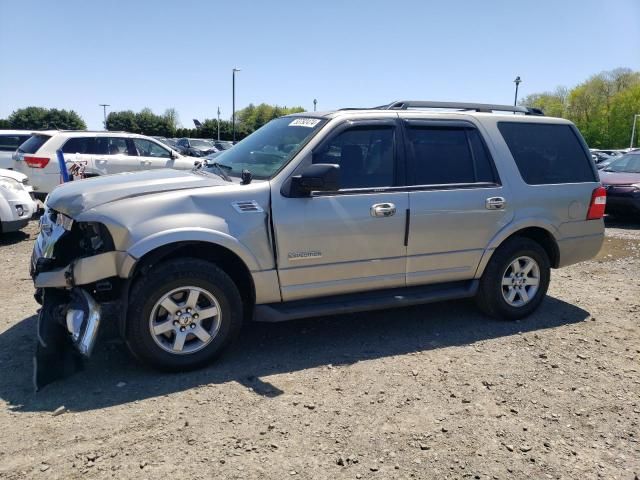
(254, 280, 479, 323)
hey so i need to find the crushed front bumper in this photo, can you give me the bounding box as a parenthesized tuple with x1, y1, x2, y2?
(31, 207, 132, 389)
(34, 288, 102, 390)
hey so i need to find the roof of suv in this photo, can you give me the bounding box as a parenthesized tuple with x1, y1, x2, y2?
(35, 130, 169, 139)
(286, 100, 562, 123)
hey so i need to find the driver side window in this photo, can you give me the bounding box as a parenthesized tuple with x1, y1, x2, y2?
(133, 139, 171, 158)
(313, 126, 395, 189)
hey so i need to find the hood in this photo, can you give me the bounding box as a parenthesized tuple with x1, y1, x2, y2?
(0, 168, 28, 183)
(47, 169, 228, 217)
(599, 170, 640, 186)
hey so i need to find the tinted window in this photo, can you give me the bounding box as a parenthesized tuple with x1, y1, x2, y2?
(62, 137, 96, 154)
(314, 127, 395, 189)
(498, 122, 596, 184)
(406, 127, 496, 185)
(0, 135, 30, 152)
(133, 138, 171, 158)
(17, 134, 51, 154)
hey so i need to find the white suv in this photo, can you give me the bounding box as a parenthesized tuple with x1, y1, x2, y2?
(0, 130, 33, 169)
(13, 131, 200, 198)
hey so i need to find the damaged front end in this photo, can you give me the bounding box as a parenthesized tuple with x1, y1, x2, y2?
(32, 207, 128, 390)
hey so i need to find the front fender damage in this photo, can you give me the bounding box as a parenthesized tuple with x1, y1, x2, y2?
(34, 288, 102, 391)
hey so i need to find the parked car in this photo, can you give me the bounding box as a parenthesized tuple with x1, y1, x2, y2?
(176, 138, 217, 157)
(29, 100, 605, 387)
(0, 168, 37, 233)
(213, 141, 233, 151)
(599, 152, 640, 216)
(0, 130, 33, 169)
(12, 131, 200, 198)
(153, 136, 179, 150)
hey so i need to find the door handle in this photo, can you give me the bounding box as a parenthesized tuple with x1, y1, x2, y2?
(486, 197, 506, 210)
(371, 203, 396, 217)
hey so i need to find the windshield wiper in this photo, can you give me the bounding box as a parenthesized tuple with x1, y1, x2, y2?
(207, 161, 232, 182)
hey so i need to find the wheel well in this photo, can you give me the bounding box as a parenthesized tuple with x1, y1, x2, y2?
(506, 227, 560, 268)
(130, 241, 256, 313)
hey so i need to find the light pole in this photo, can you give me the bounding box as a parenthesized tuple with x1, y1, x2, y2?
(313, 99, 317, 112)
(99, 104, 110, 129)
(232, 68, 241, 143)
(513, 76, 522, 107)
(217, 107, 221, 141)
(630, 114, 640, 149)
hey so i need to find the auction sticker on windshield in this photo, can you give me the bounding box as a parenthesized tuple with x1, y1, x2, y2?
(289, 118, 321, 128)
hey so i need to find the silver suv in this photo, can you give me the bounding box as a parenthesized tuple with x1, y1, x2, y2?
(29, 101, 605, 388)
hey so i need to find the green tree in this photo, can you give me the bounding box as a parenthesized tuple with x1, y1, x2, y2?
(163, 108, 179, 132)
(0, 119, 10, 129)
(7, 107, 86, 130)
(523, 68, 640, 148)
(106, 110, 138, 133)
(106, 108, 175, 137)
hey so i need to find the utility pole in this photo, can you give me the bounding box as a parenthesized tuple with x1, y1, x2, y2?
(217, 107, 221, 141)
(513, 76, 522, 107)
(99, 104, 110, 129)
(232, 68, 241, 143)
(313, 99, 317, 112)
(631, 114, 640, 149)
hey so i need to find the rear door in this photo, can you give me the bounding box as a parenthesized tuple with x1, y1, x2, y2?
(93, 136, 136, 174)
(60, 136, 95, 178)
(403, 119, 513, 286)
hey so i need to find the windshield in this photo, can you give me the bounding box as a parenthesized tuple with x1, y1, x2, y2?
(190, 139, 213, 147)
(205, 116, 325, 179)
(604, 154, 640, 173)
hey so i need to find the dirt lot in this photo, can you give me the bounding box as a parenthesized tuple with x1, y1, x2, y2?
(0, 220, 638, 480)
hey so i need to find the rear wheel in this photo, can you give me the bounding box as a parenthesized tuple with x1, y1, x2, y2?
(476, 237, 550, 320)
(126, 258, 243, 371)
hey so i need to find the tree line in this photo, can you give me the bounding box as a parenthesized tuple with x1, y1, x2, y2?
(521, 67, 640, 148)
(0, 103, 304, 141)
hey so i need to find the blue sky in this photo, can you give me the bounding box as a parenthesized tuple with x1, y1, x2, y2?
(1, 0, 639, 130)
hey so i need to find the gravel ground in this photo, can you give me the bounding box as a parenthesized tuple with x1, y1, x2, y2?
(0, 219, 638, 480)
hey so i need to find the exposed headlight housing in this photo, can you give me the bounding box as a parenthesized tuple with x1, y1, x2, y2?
(55, 212, 74, 231)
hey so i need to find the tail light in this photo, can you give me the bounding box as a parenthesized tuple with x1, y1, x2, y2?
(24, 156, 50, 168)
(586, 186, 606, 220)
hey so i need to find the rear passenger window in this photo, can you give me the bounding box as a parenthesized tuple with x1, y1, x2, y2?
(498, 122, 596, 185)
(406, 127, 496, 185)
(62, 137, 95, 154)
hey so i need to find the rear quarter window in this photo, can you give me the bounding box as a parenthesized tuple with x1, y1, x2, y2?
(497, 122, 596, 185)
(17, 134, 52, 154)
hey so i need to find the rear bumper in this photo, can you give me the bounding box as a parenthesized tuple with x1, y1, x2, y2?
(557, 231, 604, 267)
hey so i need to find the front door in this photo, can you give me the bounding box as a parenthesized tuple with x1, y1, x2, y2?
(272, 121, 409, 302)
(131, 138, 178, 170)
(403, 120, 513, 285)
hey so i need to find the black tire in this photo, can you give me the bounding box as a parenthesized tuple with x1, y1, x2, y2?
(125, 258, 243, 371)
(475, 237, 550, 320)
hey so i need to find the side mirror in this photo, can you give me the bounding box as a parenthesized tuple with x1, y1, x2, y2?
(170, 150, 178, 159)
(290, 163, 340, 197)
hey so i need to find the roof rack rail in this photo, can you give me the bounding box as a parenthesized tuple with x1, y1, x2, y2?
(379, 100, 544, 116)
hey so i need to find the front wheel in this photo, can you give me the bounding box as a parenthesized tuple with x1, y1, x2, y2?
(126, 258, 243, 371)
(476, 237, 550, 320)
